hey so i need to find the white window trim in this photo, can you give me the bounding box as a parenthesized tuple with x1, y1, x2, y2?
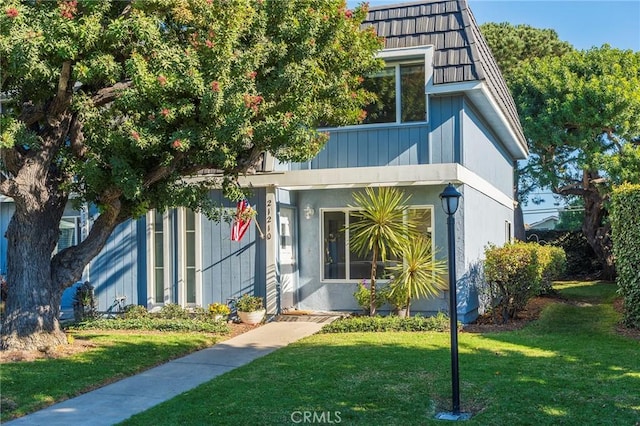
(316, 46, 434, 132)
(147, 208, 202, 309)
(147, 210, 171, 308)
(319, 204, 435, 283)
(177, 208, 202, 307)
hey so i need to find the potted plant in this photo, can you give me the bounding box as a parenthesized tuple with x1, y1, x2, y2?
(235, 293, 265, 324)
(208, 302, 231, 321)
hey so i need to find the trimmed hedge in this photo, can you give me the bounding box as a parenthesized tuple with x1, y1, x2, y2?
(525, 230, 601, 277)
(320, 312, 452, 333)
(68, 317, 230, 333)
(483, 242, 565, 323)
(611, 184, 640, 328)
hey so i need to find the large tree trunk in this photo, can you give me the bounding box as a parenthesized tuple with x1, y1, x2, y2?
(1, 197, 68, 351)
(582, 190, 615, 280)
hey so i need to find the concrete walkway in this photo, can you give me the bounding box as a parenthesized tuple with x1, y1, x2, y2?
(6, 319, 333, 426)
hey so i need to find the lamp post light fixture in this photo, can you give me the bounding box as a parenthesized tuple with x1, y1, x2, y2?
(436, 183, 470, 421)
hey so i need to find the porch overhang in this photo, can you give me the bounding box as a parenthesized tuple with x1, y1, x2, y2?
(237, 163, 514, 209)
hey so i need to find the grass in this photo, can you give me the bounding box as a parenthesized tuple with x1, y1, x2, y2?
(0, 331, 221, 421)
(121, 281, 639, 425)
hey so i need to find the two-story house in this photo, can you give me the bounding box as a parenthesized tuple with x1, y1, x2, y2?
(0, 0, 527, 322)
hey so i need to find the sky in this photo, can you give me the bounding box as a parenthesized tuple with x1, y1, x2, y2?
(350, 0, 640, 223)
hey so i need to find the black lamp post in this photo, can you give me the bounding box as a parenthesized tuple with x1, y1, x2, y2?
(436, 183, 470, 421)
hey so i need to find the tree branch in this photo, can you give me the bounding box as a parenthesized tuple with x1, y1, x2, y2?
(51, 188, 123, 289)
(48, 62, 73, 119)
(17, 102, 45, 127)
(92, 81, 132, 107)
(69, 114, 87, 160)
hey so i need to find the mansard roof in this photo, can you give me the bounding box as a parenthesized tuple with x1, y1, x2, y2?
(363, 0, 527, 157)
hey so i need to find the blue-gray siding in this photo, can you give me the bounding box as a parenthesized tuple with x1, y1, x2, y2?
(287, 123, 430, 170)
(461, 98, 513, 197)
(201, 190, 266, 304)
(90, 219, 144, 311)
(429, 95, 462, 164)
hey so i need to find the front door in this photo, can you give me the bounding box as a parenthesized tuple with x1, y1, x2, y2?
(278, 208, 298, 310)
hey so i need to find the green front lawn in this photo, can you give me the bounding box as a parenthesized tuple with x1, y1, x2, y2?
(0, 332, 220, 421)
(122, 281, 639, 425)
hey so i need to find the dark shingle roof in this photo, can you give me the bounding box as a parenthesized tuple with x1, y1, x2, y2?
(363, 0, 527, 154)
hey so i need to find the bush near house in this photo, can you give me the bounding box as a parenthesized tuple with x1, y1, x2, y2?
(483, 242, 565, 323)
(611, 184, 640, 328)
(536, 245, 566, 294)
(320, 312, 452, 333)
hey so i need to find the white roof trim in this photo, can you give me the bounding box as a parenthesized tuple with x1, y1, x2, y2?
(427, 81, 528, 160)
(235, 163, 514, 209)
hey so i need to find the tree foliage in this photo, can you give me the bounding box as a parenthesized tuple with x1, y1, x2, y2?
(480, 22, 574, 240)
(510, 46, 640, 278)
(0, 0, 382, 350)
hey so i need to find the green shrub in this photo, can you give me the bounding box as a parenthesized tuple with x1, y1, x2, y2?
(158, 303, 190, 319)
(484, 242, 540, 323)
(123, 304, 148, 319)
(536, 245, 566, 294)
(190, 306, 210, 321)
(525, 230, 601, 277)
(68, 317, 230, 334)
(353, 280, 388, 314)
(320, 312, 453, 333)
(611, 184, 640, 328)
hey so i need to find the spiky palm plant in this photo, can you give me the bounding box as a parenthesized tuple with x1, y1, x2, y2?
(348, 187, 414, 316)
(388, 235, 447, 316)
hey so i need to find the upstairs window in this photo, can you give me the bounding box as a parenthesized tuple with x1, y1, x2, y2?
(362, 63, 426, 125)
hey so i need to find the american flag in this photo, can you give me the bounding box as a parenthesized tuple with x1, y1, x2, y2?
(231, 199, 251, 241)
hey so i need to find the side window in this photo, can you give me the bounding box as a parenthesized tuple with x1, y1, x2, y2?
(55, 217, 79, 253)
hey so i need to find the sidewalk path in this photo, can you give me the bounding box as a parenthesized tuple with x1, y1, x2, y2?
(6, 318, 334, 426)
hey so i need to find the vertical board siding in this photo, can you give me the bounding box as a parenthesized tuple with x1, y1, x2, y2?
(91, 219, 140, 311)
(200, 190, 266, 306)
(296, 124, 429, 170)
(429, 96, 462, 164)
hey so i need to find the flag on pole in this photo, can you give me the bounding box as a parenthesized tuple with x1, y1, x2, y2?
(231, 199, 252, 241)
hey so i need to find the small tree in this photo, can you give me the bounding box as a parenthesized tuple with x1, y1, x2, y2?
(348, 187, 413, 316)
(387, 235, 447, 316)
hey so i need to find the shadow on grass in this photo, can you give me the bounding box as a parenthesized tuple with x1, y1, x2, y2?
(121, 312, 639, 426)
(1, 332, 216, 421)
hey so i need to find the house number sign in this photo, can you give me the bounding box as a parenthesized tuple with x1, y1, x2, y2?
(266, 199, 273, 240)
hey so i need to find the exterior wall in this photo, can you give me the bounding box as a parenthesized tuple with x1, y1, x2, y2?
(295, 186, 449, 315)
(458, 185, 514, 322)
(429, 95, 462, 164)
(284, 123, 429, 171)
(90, 219, 145, 312)
(461, 98, 513, 197)
(200, 190, 267, 305)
